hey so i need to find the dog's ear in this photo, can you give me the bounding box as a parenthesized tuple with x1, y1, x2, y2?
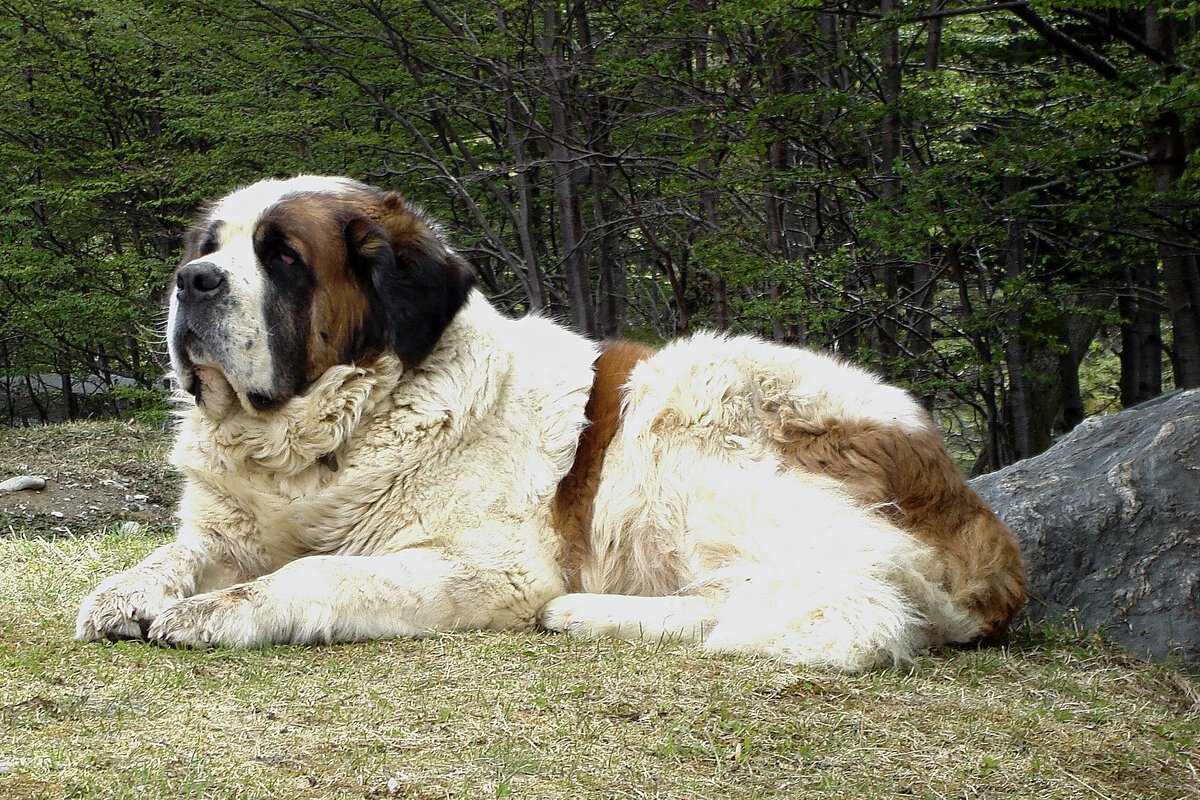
(345, 196, 475, 369)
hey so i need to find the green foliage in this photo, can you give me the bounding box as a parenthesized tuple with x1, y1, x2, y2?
(105, 384, 172, 427)
(0, 0, 1194, 463)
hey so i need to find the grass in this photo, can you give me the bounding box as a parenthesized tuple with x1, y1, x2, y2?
(2, 423, 1198, 799)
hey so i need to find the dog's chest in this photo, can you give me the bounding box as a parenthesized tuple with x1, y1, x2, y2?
(215, 410, 562, 559)
(225, 438, 448, 557)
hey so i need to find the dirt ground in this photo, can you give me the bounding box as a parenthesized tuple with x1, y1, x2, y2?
(0, 421, 178, 537)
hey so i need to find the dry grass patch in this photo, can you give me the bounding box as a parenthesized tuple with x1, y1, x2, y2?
(1, 422, 1198, 799)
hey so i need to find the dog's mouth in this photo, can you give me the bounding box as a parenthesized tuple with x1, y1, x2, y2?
(246, 391, 278, 411)
(176, 331, 221, 398)
(173, 327, 285, 415)
(187, 365, 234, 414)
(184, 364, 280, 417)
(177, 339, 276, 417)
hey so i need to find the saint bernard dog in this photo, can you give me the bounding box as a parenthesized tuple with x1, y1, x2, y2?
(75, 175, 1025, 672)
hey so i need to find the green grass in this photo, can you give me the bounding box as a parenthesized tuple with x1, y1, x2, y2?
(2, 423, 1198, 799)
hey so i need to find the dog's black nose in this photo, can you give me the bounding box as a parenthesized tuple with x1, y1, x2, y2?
(176, 261, 227, 302)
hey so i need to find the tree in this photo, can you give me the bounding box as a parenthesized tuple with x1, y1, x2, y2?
(1, 0, 1194, 475)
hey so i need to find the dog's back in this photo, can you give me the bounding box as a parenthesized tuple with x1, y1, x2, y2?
(542, 332, 1024, 671)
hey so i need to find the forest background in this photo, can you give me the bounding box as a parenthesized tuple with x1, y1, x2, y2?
(0, 0, 1196, 474)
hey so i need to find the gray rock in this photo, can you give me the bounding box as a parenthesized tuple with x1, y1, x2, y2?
(0, 475, 47, 493)
(970, 389, 1200, 662)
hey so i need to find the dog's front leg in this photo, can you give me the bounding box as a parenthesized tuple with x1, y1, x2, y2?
(146, 548, 550, 648)
(76, 479, 272, 642)
(74, 537, 241, 642)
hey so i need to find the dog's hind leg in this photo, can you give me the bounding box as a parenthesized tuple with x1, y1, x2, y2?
(698, 565, 967, 672)
(538, 593, 720, 644)
(540, 564, 964, 673)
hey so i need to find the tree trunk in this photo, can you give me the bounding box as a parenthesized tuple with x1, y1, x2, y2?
(1, 341, 13, 426)
(24, 372, 47, 424)
(591, 169, 625, 338)
(1145, 3, 1200, 389)
(1002, 176, 1037, 462)
(762, 22, 799, 342)
(908, 8, 943, 405)
(818, 10, 860, 357)
(872, 0, 903, 362)
(924, 0, 944, 69)
(1146, 110, 1200, 388)
(692, 5, 727, 332)
(541, 7, 594, 335)
(1118, 262, 1162, 406)
(577, 8, 624, 339)
(502, 88, 549, 314)
(60, 367, 77, 421)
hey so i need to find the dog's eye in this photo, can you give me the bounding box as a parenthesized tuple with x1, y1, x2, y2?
(270, 249, 299, 268)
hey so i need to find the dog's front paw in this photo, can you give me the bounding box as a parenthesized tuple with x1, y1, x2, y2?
(148, 588, 260, 648)
(75, 573, 178, 642)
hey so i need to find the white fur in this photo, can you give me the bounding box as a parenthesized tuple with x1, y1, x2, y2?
(79, 182, 987, 673)
(208, 175, 358, 225)
(81, 294, 598, 645)
(542, 335, 979, 671)
(166, 235, 274, 399)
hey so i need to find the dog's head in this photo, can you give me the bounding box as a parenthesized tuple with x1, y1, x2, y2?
(167, 176, 474, 414)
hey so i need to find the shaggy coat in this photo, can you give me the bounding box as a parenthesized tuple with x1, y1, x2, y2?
(76, 176, 1024, 672)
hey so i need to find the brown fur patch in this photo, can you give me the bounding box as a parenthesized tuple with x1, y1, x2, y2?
(371, 191, 433, 252)
(221, 584, 254, 602)
(552, 341, 656, 589)
(257, 195, 376, 382)
(245, 187, 471, 396)
(774, 416, 1026, 643)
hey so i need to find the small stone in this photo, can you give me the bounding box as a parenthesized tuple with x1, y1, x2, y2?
(384, 773, 418, 796)
(50, 511, 65, 519)
(118, 521, 142, 536)
(0, 763, 13, 775)
(0, 475, 46, 493)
